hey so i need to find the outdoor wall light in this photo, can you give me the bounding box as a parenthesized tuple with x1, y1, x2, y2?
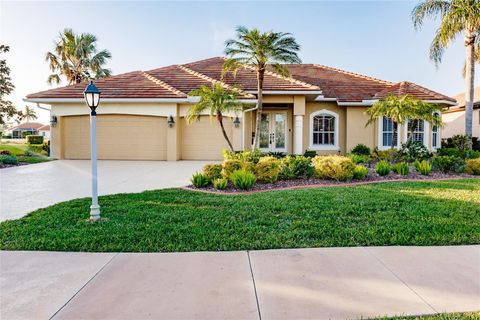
(83, 80, 101, 221)
(233, 116, 241, 128)
(50, 115, 58, 127)
(168, 115, 175, 128)
(84, 81, 101, 115)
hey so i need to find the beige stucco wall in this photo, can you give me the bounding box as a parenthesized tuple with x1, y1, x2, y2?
(442, 109, 480, 138)
(345, 107, 376, 152)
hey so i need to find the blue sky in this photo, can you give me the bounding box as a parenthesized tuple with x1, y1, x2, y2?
(1, 0, 478, 123)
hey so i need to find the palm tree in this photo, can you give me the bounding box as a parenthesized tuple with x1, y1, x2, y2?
(224, 26, 301, 149)
(46, 28, 112, 85)
(366, 95, 443, 158)
(21, 105, 37, 123)
(186, 83, 243, 151)
(412, 0, 480, 140)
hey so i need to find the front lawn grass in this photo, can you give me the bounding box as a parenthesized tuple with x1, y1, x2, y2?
(1, 179, 479, 252)
(0, 143, 28, 156)
(377, 312, 480, 320)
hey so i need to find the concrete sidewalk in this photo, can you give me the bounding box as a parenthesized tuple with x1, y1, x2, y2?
(1, 246, 479, 320)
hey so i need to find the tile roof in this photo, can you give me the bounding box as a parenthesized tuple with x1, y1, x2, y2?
(10, 122, 46, 130)
(26, 57, 454, 103)
(38, 124, 50, 131)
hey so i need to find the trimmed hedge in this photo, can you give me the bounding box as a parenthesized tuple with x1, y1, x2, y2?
(27, 135, 44, 145)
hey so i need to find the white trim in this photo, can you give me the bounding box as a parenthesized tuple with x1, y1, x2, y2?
(294, 115, 304, 154)
(431, 112, 441, 151)
(309, 109, 339, 151)
(377, 116, 401, 150)
(338, 99, 456, 106)
(245, 90, 324, 95)
(313, 96, 337, 102)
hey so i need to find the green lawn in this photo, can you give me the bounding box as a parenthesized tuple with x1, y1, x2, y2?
(0, 143, 28, 156)
(1, 179, 479, 252)
(0, 143, 50, 164)
(377, 312, 480, 320)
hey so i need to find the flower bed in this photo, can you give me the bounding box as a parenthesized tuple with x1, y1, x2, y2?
(186, 166, 475, 194)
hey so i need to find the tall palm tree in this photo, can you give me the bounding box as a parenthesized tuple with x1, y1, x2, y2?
(21, 105, 37, 123)
(186, 83, 243, 151)
(412, 0, 480, 140)
(366, 95, 443, 158)
(46, 28, 112, 85)
(224, 26, 301, 149)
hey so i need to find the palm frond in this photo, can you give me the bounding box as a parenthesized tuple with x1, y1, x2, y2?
(412, 0, 450, 30)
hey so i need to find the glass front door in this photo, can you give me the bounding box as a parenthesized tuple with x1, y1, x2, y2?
(259, 111, 287, 153)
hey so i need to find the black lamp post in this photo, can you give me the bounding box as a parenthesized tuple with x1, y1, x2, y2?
(84, 81, 101, 221)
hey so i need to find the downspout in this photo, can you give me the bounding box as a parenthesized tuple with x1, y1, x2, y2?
(242, 105, 258, 150)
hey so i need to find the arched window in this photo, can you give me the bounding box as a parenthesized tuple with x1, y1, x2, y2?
(310, 110, 338, 150)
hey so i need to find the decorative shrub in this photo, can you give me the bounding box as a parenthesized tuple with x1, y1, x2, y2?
(399, 140, 430, 161)
(391, 162, 410, 176)
(303, 150, 317, 158)
(452, 157, 466, 173)
(375, 161, 390, 176)
(27, 135, 44, 145)
(413, 160, 432, 176)
(351, 144, 371, 156)
(279, 155, 313, 180)
(353, 165, 369, 180)
(223, 149, 262, 164)
(213, 178, 228, 190)
(466, 150, 480, 159)
(254, 156, 281, 183)
(347, 153, 371, 164)
(0, 155, 18, 165)
(0, 150, 11, 155)
(230, 170, 256, 190)
(221, 160, 243, 179)
(372, 148, 399, 162)
(432, 156, 455, 173)
(265, 152, 286, 159)
(191, 172, 210, 188)
(24, 149, 36, 157)
(450, 134, 472, 151)
(203, 164, 222, 182)
(466, 158, 480, 175)
(437, 148, 465, 158)
(311, 155, 355, 181)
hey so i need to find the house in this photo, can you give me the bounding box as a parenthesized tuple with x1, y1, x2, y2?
(7, 122, 46, 139)
(441, 86, 479, 138)
(38, 124, 51, 140)
(25, 57, 455, 161)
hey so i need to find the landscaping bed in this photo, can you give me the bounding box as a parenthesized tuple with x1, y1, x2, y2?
(0, 140, 50, 168)
(1, 178, 479, 252)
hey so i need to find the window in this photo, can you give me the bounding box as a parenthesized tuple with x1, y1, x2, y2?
(432, 113, 440, 149)
(310, 110, 338, 150)
(407, 119, 425, 143)
(382, 117, 398, 147)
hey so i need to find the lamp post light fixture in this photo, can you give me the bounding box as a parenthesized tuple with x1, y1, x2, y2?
(233, 116, 241, 128)
(167, 115, 175, 128)
(84, 81, 101, 221)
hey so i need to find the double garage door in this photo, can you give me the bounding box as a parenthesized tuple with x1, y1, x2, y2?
(63, 114, 231, 160)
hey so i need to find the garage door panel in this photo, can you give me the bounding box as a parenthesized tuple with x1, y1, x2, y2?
(63, 115, 167, 160)
(181, 116, 232, 160)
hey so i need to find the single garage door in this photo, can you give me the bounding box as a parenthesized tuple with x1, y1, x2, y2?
(181, 116, 233, 160)
(63, 114, 167, 160)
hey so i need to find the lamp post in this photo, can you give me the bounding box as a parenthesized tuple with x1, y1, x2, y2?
(84, 81, 101, 221)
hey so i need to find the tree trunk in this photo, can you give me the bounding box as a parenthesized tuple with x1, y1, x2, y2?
(406, 120, 418, 144)
(390, 122, 397, 162)
(464, 29, 475, 144)
(252, 69, 265, 150)
(217, 113, 234, 151)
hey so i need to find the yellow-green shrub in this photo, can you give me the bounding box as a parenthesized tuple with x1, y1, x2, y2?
(221, 160, 242, 179)
(466, 158, 480, 175)
(203, 164, 222, 182)
(213, 178, 228, 190)
(254, 156, 281, 183)
(311, 155, 355, 181)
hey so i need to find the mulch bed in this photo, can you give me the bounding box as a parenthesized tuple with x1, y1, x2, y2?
(0, 162, 30, 169)
(185, 167, 477, 194)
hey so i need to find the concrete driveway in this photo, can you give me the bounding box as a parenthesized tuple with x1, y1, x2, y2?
(0, 160, 209, 221)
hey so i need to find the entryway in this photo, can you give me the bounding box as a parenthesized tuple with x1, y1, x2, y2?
(259, 111, 287, 153)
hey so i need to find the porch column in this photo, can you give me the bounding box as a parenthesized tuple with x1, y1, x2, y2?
(293, 96, 306, 155)
(166, 104, 181, 161)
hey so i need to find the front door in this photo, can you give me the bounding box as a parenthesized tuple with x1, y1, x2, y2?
(259, 111, 287, 153)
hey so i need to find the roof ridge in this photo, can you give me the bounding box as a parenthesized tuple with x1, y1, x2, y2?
(177, 65, 255, 98)
(313, 64, 393, 85)
(402, 81, 453, 101)
(242, 64, 320, 90)
(142, 72, 186, 96)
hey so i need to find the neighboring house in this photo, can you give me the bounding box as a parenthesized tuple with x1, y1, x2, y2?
(7, 122, 46, 139)
(442, 86, 480, 139)
(37, 124, 51, 140)
(25, 57, 455, 161)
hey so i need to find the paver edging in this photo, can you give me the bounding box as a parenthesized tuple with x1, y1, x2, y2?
(182, 176, 478, 195)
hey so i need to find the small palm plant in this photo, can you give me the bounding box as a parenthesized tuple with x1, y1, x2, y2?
(412, 0, 480, 138)
(224, 26, 301, 149)
(187, 83, 243, 151)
